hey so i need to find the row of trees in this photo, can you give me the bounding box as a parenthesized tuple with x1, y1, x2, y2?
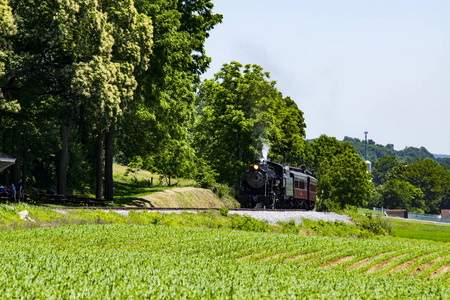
(192, 63, 372, 210)
(1, 0, 222, 200)
(370, 156, 450, 213)
(0, 0, 401, 213)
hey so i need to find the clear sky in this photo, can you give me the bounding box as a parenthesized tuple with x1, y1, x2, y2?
(203, 0, 450, 155)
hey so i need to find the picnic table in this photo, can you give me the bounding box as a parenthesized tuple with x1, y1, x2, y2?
(0, 192, 10, 201)
(36, 194, 68, 205)
(66, 196, 108, 206)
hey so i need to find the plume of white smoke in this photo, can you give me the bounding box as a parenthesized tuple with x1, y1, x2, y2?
(261, 143, 270, 160)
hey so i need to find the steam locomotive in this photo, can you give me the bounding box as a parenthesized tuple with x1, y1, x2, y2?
(240, 160, 317, 209)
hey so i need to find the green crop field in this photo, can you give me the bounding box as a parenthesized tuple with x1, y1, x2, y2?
(389, 218, 450, 243)
(0, 224, 449, 299)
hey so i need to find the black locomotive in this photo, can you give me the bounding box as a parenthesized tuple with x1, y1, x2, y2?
(240, 160, 317, 209)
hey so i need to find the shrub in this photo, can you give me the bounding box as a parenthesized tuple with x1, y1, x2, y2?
(352, 213, 392, 235)
(229, 215, 271, 232)
(219, 207, 229, 217)
(213, 183, 229, 198)
(277, 220, 300, 234)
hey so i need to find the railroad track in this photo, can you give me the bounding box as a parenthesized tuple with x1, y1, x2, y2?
(46, 206, 350, 225)
(49, 206, 307, 212)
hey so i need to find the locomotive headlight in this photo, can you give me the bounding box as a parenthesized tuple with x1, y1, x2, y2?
(253, 164, 259, 170)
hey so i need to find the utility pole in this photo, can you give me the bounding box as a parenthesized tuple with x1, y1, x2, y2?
(364, 131, 368, 161)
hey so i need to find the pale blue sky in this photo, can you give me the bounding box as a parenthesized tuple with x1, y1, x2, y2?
(203, 0, 450, 154)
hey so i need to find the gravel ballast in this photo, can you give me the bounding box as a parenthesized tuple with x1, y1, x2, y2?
(227, 210, 352, 225)
(107, 209, 351, 225)
(53, 208, 352, 225)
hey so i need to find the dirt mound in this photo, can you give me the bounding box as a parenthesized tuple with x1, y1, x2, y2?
(126, 187, 240, 208)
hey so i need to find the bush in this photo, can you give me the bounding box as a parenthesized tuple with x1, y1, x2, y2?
(194, 159, 218, 189)
(346, 209, 392, 236)
(352, 214, 392, 236)
(300, 219, 373, 238)
(277, 220, 300, 234)
(213, 183, 229, 198)
(229, 215, 271, 232)
(219, 207, 229, 217)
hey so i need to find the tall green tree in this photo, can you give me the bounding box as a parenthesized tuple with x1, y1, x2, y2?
(371, 156, 398, 186)
(2, 0, 153, 197)
(391, 158, 450, 214)
(194, 62, 306, 186)
(268, 97, 306, 166)
(308, 135, 355, 171)
(118, 0, 222, 181)
(309, 135, 373, 210)
(0, 0, 19, 112)
(379, 179, 425, 211)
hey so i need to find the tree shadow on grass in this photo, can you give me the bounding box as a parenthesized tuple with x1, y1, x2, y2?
(113, 182, 171, 206)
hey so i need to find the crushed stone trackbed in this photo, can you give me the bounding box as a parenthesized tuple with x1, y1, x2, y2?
(106, 209, 351, 225)
(227, 210, 352, 225)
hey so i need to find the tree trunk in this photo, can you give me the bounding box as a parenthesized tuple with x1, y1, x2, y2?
(95, 132, 104, 199)
(104, 123, 115, 201)
(57, 124, 71, 195)
(11, 155, 20, 184)
(79, 105, 88, 147)
(1, 131, 9, 185)
(11, 138, 21, 185)
(21, 149, 27, 189)
(1, 167, 8, 186)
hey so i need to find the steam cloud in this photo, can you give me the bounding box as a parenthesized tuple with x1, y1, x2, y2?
(261, 143, 270, 160)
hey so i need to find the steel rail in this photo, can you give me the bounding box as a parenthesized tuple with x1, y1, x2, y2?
(45, 206, 307, 212)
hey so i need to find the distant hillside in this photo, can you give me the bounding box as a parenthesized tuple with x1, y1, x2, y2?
(434, 154, 450, 159)
(342, 137, 435, 164)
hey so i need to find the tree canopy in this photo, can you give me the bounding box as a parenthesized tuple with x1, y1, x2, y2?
(370, 157, 450, 213)
(309, 135, 373, 210)
(0, 0, 220, 198)
(193, 62, 307, 187)
(371, 156, 398, 186)
(117, 0, 222, 182)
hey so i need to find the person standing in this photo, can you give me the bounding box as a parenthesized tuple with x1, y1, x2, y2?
(17, 182, 23, 201)
(11, 183, 16, 202)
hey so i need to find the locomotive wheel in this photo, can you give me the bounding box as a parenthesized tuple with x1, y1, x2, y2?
(297, 200, 305, 210)
(305, 200, 311, 211)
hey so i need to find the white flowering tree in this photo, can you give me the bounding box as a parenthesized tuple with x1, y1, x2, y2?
(2, 0, 153, 197)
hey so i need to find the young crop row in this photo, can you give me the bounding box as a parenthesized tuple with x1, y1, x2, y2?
(0, 224, 449, 299)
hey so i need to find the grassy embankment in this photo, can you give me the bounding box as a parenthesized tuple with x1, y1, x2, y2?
(0, 203, 392, 238)
(2, 201, 450, 245)
(111, 164, 239, 208)
(3, 161, 450, 243)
